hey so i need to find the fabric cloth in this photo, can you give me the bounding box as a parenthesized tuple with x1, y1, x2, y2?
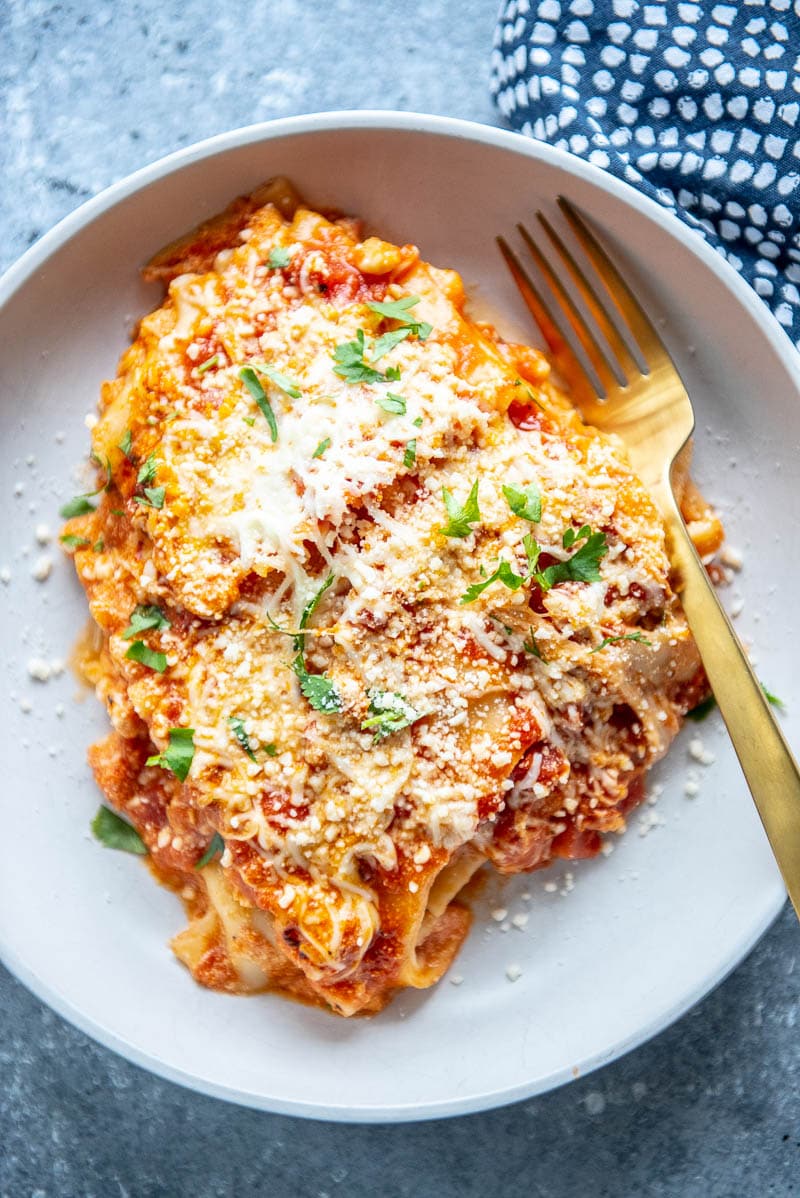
(491, 0, 800, 352)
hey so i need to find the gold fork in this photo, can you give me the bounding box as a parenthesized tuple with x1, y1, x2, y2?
(499, 198, 800, 921)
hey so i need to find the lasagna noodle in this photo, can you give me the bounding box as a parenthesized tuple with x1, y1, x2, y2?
(65, 181, 721, 1015)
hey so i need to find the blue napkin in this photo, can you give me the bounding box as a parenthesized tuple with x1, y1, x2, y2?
(491, 1, 800, 352)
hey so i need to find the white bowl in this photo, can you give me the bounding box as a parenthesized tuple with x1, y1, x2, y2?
(0, 111, 796, 1122)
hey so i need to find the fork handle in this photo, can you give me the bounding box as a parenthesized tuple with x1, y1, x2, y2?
(656, 479, 800, 919)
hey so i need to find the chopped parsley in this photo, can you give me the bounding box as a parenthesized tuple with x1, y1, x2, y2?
(132, 454, 165, 508)
(502, 481, 542, 523)
(298, 573, 335, 646)
(134, 486, 165, 509)
(93, 538, 105, 553)
(137, 454, 158, 487)
(361, 690, 424, 742)
(264, 742, 278, 756)
(118, 429, 133, 459)
(257, 363, 302, 399)
(292, 655, 342, 713)
(91, 806, 147, 855)
(124, 641, 168, 672)
(333, 329, 387, 384)
(368, 295, 432, 360)
(404, 439, 417, 468)
(366, 295, 432, 347)
(461, 559, 524, 604)
(332, 329, 403, 384)
(537, 528, 608, 590)
(376, 392, 406, 415)
(267, 246, 292, 269)
(762, 684, 785, 711)
(313, 437, 331, 459)
(196, 832, 224, 869)
(277, 574, 342, 714)
(239, 366, 278, 441)
(371, 327, 414, 360)
(60, 533, 90, 549)
(461, 522, 607, 603)
(413, 416, 424, 428)
(228, 716, 258, 762)
(122, 604, 170, 639)
(591, 632, 653, 653)
(439, 479, 481, 539)
(523, 629, 546, 660)
(91, 452, 113, 490)
(197, 353, 220, 375)
(146, 727, 195, 782)
(59, 495, 96, 518)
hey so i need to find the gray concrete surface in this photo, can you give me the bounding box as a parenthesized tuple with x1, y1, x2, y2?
(1, 2, 798, 1195)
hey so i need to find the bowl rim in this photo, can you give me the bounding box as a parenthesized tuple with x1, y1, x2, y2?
(0, 109, 791, 1122)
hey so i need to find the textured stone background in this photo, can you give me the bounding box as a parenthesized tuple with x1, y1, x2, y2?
(1, 2, 798, 1195)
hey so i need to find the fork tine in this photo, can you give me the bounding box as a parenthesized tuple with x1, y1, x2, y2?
(557, 197, 672, 372)
(517, 222, 620, 395)
(496, 235, 599, 407)
(535, 211, 639, 382)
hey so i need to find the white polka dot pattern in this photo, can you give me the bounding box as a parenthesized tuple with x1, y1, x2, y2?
(491, 0, 800, 351)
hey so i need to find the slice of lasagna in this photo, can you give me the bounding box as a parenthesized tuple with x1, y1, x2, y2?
(63, 180, 722, 1015)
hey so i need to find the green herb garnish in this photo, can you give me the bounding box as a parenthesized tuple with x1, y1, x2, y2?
(59, 495, 96, 519)
(361, 690, 424, 742)
(404, 439, 417, 468)
(592, 632, 653, 653)
(134, 486, 165, 510)
(267, 247, 292, 269)
(297, 573, 335, 648)
(367, 295, 432, 346)
(146, 727, 195, 782)
(460, 559, 524, 604)
(502, 481, 542, 523)
(122, 604, 170, 640)
(439, 479, 481, 539)
(197, 353, 220, 375)
(313, 437, 331, 459)
(118, 429, 133, 459)
(137, 454, 158, 487)
(536, 528, 608, 590)
(228, 716, 258, 762)
(523, 629, 546, 660)
(332, 329, 387, 384)
(376, 392, 406, 415)
(292, 655, 342, 713)
(762, 684, 785, 711)
(239, 366, 278, 441)
(257, 363, 302, 399)
(91, 806, 147, 855)
(124, 641, 168, 672)
(61, 453, 113, 516)
(196, 832, 224, 868)
(60, 534, 90, 549)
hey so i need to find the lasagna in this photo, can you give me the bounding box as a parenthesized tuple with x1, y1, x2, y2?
(62, 179, 722, 1015)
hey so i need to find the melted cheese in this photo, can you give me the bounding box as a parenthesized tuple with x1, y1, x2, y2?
(67, 191, 714, 1014)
